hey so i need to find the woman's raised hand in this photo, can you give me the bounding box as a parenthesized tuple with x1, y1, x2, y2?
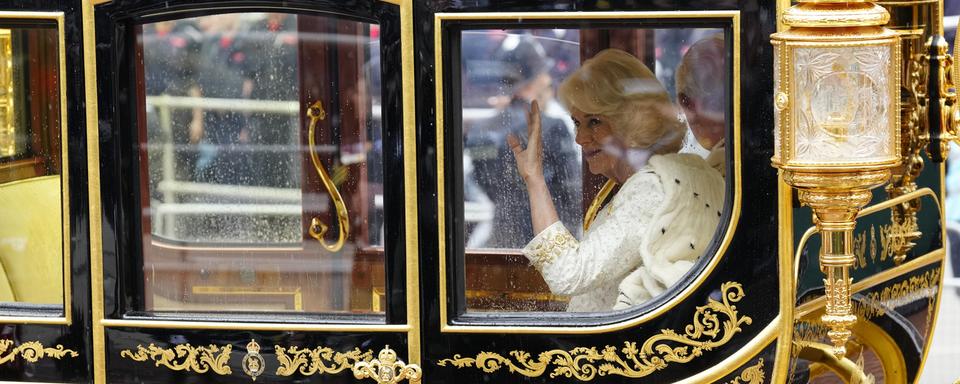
(508, 100, 545, 184)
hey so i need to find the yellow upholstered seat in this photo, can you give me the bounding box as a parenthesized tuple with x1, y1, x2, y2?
(0, 175, 64, 304)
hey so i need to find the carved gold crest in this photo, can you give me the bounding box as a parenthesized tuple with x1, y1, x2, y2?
(353, 345, 422, 383)
(242, 339, 265, 381)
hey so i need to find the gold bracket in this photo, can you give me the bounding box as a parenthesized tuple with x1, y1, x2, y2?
(795, 341, 874, 383)
(306, 100, 350, 252)
(353, 345, 422, 383)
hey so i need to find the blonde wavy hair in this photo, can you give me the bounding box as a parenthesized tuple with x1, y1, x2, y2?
(558, 49, 684, 154)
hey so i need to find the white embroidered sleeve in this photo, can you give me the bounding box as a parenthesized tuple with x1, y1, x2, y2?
(522, 221, 576, 268)
(521, 172, 663, 296)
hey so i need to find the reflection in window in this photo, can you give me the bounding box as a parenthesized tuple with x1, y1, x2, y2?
(0, 24, 64, 308)
(0, 29, 15, 158)
(139, 13, 386, 314)
(459, 28, 728, 313)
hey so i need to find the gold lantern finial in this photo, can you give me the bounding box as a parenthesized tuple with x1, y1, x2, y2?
(772, 0, 901, 358)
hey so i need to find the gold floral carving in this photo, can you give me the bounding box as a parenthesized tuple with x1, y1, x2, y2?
(437, 282, 752, 380)
(119, 343, 232, 375)
(275, 344, 372, 376)
(727, 358, 764, 384)
(0, 340, 78, 365)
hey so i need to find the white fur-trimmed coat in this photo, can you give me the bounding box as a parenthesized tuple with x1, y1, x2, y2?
(522, 153, 724, 312)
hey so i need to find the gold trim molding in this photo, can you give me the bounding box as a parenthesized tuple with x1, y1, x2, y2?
(0, 340, 78, 365)
(726, 358, 765, 384)
(437, 282, 752, 380)
(119, 343, 232, 375)
(275, 345, 373, 376)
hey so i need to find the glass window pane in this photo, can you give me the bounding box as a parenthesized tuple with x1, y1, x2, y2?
(0, 24, 65, 309)
(459, 27, 728, 313)
(139, 13, 385, 315)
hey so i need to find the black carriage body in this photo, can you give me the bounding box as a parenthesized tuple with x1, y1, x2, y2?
(0, 0, 948, 383)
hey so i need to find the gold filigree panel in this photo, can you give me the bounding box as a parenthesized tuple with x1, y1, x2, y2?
(275, 344, 373, 376)
(119, 343, 232, 375)
(437, 282, 752, 381)
(727, 358, 765, 384)
(0, 340, 78, 365)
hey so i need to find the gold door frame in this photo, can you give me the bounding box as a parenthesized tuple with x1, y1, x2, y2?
(0, 11, 71, 326)
(81, 1, 420, 383)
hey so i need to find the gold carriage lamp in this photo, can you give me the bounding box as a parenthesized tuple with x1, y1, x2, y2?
(771, 0, 901, 358)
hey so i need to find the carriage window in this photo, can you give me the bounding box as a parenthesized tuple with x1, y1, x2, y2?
(139, 13, 386, 314)
(0, 24, 66, 309)
(459, 27, 729, 313)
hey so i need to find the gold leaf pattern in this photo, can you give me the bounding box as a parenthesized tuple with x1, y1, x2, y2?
(275, 345, 373, 376)
(0, 340, 78, 365)
(727, 358, 764, 384)
(437, 281, 752, 380)
(119, 343, 232, 375)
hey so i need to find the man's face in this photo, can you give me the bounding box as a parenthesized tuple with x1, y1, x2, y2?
(679, 92, 724, 149)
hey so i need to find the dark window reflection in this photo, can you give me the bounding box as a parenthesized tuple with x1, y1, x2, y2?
(139, 13, 386, 314)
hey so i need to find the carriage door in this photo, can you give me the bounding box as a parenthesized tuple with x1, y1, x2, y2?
(418, 1, 786, 383)
(90, 0, 418, 382)
(0, 3, 93, 382)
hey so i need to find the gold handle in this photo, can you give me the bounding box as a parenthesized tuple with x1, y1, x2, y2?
(306, 100, 349, 252)
(353, 345, 422, 384)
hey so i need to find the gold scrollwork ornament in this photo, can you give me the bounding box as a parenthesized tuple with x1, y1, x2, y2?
(727, 358, 765, 384)
(353, 345, 422, 384)
(0, 340, 78, 365)
(243, 339, 265, 381)
(275, 345, 372, 376)
(438, 281, 752, 381)
(119, 343, 232, 375)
